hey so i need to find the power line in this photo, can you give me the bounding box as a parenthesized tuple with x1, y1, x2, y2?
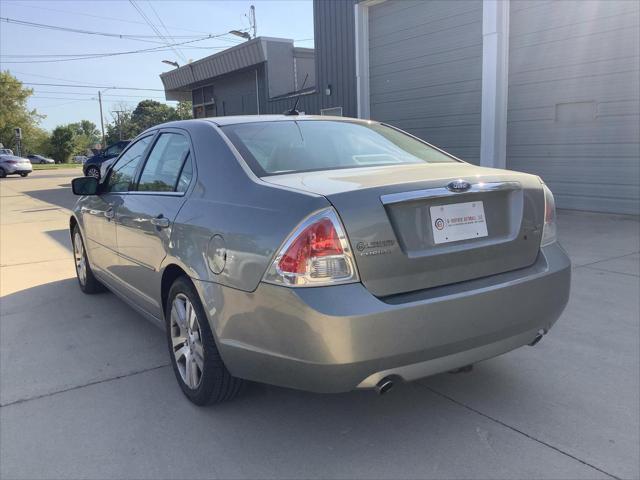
(129, 0, 187, 63)
(0, 16, 242, 43)
(0, 34, 225, 63)
(146, 0, 188, 62)
(3, 81, 166, 92)
(1, 45, 230, 58)
(9, 2, 220, 36)
(31, 90, 168, 99)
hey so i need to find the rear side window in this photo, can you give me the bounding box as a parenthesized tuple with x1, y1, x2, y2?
(137, 133, 191, 192)
(221, 120, 457, 176)
(106, 136, 152, 193)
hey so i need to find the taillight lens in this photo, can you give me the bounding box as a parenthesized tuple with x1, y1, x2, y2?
(264, 208, 359, 287)
(541, 184, 557, 246)
(5, 160, 17, 165)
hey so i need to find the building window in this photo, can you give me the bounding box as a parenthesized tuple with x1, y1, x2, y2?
(192, 84, 216, 118)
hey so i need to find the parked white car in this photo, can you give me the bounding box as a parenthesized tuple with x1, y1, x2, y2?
(73, 155, 89, 164)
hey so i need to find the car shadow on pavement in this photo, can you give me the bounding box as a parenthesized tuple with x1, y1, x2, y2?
(44, 228, 72, 252)
(22, 186, 77, 211)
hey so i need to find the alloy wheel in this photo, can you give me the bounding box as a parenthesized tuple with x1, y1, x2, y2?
(87, 167, 100, 179)
(170, 293, 204, 389)
(73, 232, 87, 286)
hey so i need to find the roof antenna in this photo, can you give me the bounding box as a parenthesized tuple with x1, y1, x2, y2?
(284, 73, 309, 116)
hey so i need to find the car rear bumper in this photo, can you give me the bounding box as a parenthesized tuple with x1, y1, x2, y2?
(2, 165, 32, 174)
(193, 242, 571, 393)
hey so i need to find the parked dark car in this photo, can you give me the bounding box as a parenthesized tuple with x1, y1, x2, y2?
(83, 140, 130, 179)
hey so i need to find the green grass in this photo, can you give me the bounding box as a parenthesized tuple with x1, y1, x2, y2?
(32, 163, 83, 170)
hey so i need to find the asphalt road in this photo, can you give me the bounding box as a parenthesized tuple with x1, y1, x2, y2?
(1, 169, 638, 479)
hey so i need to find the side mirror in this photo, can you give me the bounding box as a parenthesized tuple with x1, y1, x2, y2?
(71, 176, 98, 196)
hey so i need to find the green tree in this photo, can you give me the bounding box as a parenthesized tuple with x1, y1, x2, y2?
(69, 120, 101, 155)
(48, 125, 76, 163)
(130, 99, 180, 132)
(105, 108, 136, 145)
(176, 101, 193, 120)
(0, 71, 46, 154)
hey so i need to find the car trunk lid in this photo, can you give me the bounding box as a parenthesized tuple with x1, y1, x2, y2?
(262, 163, 544, 297)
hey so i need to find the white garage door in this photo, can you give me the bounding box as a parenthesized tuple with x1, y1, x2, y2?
(507, 0, 640, 214)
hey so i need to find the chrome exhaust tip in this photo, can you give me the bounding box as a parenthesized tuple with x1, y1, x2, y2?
(375, 377, 394, 395)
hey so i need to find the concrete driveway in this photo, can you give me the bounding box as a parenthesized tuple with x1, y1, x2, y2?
(1, 170, 638, 480)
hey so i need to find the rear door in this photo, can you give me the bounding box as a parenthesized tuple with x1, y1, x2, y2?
(115, 129, 194, 318)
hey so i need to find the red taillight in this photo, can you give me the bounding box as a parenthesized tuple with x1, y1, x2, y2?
(278, 218, 343, 274)
(5, 160, 17, 165)
(264, 208, 359, 287)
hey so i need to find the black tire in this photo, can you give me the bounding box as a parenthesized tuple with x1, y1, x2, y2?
(72, 225, 106, 294)
(166, 276, 244, 405)
(20, 173, 29, 177)
(86, 166, 100, 179)
(0, 168, 6, 178)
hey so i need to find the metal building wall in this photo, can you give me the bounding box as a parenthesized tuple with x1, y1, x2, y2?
(507, 0, 640, 214)
(264, 0, 358, 116)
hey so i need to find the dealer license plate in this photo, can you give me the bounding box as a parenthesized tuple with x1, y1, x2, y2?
(430, 201, 488, 244)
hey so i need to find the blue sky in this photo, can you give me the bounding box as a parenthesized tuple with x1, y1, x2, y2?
(0, 0, 314, 131)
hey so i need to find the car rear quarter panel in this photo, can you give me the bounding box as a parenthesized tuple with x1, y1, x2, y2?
(165, 122, 329, 292)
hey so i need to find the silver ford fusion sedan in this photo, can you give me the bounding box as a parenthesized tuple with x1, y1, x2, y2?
(70, 115, 571, 405)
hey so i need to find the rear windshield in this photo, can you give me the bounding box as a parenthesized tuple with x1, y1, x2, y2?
(221, 120, 457, 176)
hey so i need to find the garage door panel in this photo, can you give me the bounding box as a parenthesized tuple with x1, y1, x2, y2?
(370, 45, 480, 78)
(370, 9, 481, 50)
(508, 121, 640, 146)
(370, 0, 479, 40)
(370, 24, 481, 68)
(371, 68, 481, 100)
(507, 0, 639, 214)
(509, 28, 640, 74)
(507, 143, 640, 159)
(372, 91, 481, 120)
(508, 71, 640, 109)
(509, 56, 639, 89)
(510, 1, 639, 41)
(369, 0, 482, 163)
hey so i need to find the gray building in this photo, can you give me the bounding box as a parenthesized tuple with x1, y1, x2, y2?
(160, 0, 639, 215)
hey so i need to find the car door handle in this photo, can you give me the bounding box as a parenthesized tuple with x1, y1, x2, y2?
(150, 216, 170, 228)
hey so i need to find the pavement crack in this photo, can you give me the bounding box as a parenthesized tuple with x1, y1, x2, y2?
(583, 265, 639, 278)
(0, 363, 171, 408)
(420, 384, 622, 480)
(574, 251, 640, 269)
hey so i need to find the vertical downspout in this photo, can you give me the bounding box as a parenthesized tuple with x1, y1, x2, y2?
(255, 68, 260, 115)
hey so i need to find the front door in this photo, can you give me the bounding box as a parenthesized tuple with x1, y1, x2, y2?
(115, 130, 194, 318)
(89, 135, 154, 285)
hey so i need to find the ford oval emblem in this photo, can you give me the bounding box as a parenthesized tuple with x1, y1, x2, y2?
(447, 179, 471, 192)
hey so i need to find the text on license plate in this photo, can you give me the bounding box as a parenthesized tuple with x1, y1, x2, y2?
(429, 201, 488, 244)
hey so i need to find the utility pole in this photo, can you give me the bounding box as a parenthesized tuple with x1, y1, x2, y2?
(249, 5, 256, 38)
(98, 90, 105, 148)
(113, 110, 126, 140)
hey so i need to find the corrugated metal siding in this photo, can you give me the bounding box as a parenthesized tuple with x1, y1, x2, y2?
(507, 0, 640, 214)
(368, 0, 483, 163)
(265, 0, 357, 116)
